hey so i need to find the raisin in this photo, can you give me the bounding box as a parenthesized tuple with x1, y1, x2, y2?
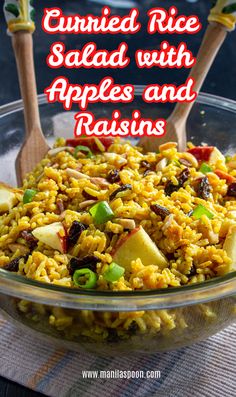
(69, 255, 100, 275)
(197, 177, 211, 200)
(143, 169, 151, 177)
(110, 184, 132, 201)
(140, 160, 151, 169)
(151, 204, 170, 220)
(69, 258, 81, 275)
(106, 232, 115, 241)
(141, 160, 156, 177)
(227, 183, 236, 197)
(189, 264, 197, 277)
(4, 256, 25, 272)
(107, 328, 120, 343)
(179, 158, 192, 167)
(165, 253, 175, 260)
(128, 321, 139, 335)
(68, 221, 88, 247)
(107, 169, 120, 183)
(165, 181, 179, 196)
(21, 230, 38, 250)
(178, 168, 190, 187)
(165, 168, 190, 196)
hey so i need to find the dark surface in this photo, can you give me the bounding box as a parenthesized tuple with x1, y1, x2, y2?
(0, 376, 45, 397)
(0, 0, 235, 396)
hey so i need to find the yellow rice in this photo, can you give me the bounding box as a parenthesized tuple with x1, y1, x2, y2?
(0, 138, 236, 342)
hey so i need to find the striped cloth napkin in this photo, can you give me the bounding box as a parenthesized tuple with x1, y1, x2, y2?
(0, 312, 235, 397)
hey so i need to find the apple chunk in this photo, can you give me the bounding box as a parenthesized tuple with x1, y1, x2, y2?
(223, 225, 236, 271)
(187, 146, 214, 162)
(187, 146, 225, 166)
(0, 182, 18, 213)
(32, 222, 67, 253)
(112, 226, 168, 272)
(208, 147, 225, 166)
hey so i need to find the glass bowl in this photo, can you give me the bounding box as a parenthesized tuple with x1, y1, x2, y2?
(0, 90, 235, 355)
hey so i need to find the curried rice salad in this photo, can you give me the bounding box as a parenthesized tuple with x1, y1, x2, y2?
(0, 137, 236, 292)
(0, 137, 236, 344)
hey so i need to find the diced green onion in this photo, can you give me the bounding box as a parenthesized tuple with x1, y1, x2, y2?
(74, 145, 94, 159)
(225, 155, 232, 163)
(104, 262, 125, 282)
(199, 163, 212, 174)
(89, 201, 114, 225)
(73, 268, 97, 289)
(23, 189, 37, 204)
(192, 204, 214, 220)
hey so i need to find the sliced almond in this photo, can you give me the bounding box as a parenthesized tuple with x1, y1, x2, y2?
(79, 200, 97, 209)
(104, 153, 127, 167)
(162, 214, 174, 233)
(90, 177, 110, 188)
(115, 219, 136, 230)
(156, 158, 168, 172)
(48, 147, 73, 157)
(207, 231, 219, 244)
(66, 168, 90, 180)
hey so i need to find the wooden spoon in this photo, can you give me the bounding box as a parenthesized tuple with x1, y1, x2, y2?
(13, 32, 50, 185)
(139, 22, 228, 153)
(4, 1, 49, 186)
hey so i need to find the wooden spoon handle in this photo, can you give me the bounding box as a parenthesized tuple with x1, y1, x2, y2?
(12, 31, 41, 137)
(169, 22, 227, 126)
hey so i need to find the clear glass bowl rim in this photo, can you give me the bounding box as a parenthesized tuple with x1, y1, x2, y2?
(0, 91, 236, 311)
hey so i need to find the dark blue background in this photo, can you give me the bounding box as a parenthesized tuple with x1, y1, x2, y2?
(0, 0, 235, 396)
